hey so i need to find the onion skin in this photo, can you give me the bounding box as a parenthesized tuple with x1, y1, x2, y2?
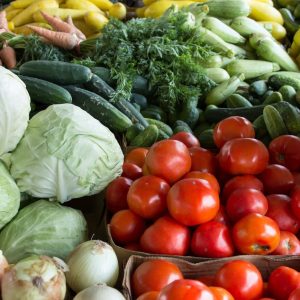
(0, 250, 9, 286)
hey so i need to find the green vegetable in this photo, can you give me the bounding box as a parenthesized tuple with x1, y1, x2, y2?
(262, 91, 283, 104)
(226, 94, 253, 108)
(205, 68, 230, 83)
(278, 85, 297, 104)
(263, 105, 288, 138)
(279, 8, 300, 34)
(268, 74, 300, 91)
(10, 104, 124, 203)
(126, 123, 145, 143)
(130, 125, 159, 147)
(249, 80, 268, 96)
(0, 200, 87, 263)
(145, 118, 173, 136)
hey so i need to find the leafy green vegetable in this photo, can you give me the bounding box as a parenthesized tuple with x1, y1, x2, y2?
(0, 200, 87, 263)
(81, 6, 217, 112)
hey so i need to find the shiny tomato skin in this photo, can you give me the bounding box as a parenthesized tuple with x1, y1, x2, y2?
(167, 178, 220, 226)
(132, 259, 183, 297)
(272, 231, 300, 255)
(268, 266, 300, 300)
(122, 162, 143, 180)
(140, 216, 191, 256)
(125, 147, 149, 168)
(288, 288, 300, 300)
(189, 147, 217, 174)
(212, 205, 231, 227)
(266, 194, 300, 234)
(232, 213, 280, 255)
(110, 209, 146, 244)
(105, 177, 132, 213)
(170, 132, 200, 148)
(259, 164, 294, 195)
(290, 185, 300, 219)
(268, 135, 300, 171)
(191, 221, 234, 258)
(137, 291, 160, 300)
(213, 116, 255, 148)
(127, 175, 170, 219)
(184, 171, 220, 194)
(218, 138, 269, 175)
(209, 286, 234, 300)
(226, 188, 268, 222)
(221, 175, 264, 202)
(157, 279, 215, 300)
(145, 140, 191, 183)
(215, 260, 264, 300)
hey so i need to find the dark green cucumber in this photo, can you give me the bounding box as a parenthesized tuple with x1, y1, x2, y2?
(279, 8, 300, 34)
(132, 75, 150, 96)
(64, 86, 132, 133)
(262, 92, 283, 104)
(268, 74, 300, 91)
(193, 122, 213, 136)
(279, 85, 297, 105)
(172, 120, 193, 133)
(19, 60, 92, 85)
(130, 125, 159, 147)
(253, 114, 268, 138)
(141, 105, 167, 123)
(130, 93, 148, 109)
(226, 94, 253, 108)
(18, 75, 72, 105)
(90, 67, 115, 86)
(126, 123, 144, 143)
(157, 129, 170, 141)
(178, 97, 200, 129)
(197, 129, 216, 149)
(249, 80, 268, 96)
(85, 74, 148, 127)
(145, 118, 173, 136)
(263, 105, 288, 138)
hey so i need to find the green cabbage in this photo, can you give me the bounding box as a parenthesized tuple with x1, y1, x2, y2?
(0, 200, 87, 263)
(10, 104, 124, 203)
(0, 67, 31, 156)
(0, 161, 20, 229)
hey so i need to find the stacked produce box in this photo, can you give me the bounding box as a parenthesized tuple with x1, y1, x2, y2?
(1, 0, 300, 299)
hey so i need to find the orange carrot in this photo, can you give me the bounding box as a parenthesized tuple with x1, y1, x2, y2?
(66, 15, 86, 40)
(0, 11, 9, 32)
(0, 44, 17, 69)
(27, 25, 80, 49)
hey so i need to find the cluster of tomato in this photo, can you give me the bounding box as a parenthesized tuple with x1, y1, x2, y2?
(131, 258, 300, 300)
(106, 116, 300, 257)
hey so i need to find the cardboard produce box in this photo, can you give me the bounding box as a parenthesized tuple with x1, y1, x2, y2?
(122, 254, 300, 300)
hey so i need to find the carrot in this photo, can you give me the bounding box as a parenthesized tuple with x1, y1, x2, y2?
(0, 11, 9, 32)
(0, 44, 17, 69)
(66, 15, 86, 40)
(27, 25, 80, 49)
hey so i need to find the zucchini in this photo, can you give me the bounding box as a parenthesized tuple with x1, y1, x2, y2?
(19, 61, 92, 85)
(130, 125, 159, 147)
(18, 75, 72, 105)
(130, 93, 148, 109)
(249, 80, 268, 96)
(226, 94, 253, 108)
(64, 86, 132, 133)
(268, 74, 300, 91)
(263, 105, 288, 138)
(262, 91, 283, 105)
(145, 118, 173, 136)
(205, 68, 230, 84)
(90, 66, 115, 86)
(126, 123, 144, 143)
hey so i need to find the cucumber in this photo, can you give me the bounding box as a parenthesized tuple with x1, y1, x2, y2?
(253, 114, 268, 138)
(19, 60, 92, 85)
(193, 123, 213, 136)
(263, 105, 288, 139)
(132, 75, 150, 96)
(268, 74, 300, 91)
(90, 67, 115, 86)
(126, 123, 144, 143)
(249, 80, 268, 96)
(18, 75, 72, 105)
(262, 92, 283, 105)
(157, 129, 170, 141)
(178, 97, 200, 129)
(226, 94, 253, 108)
(145, 118, 173, 136)
(141, 105, 167, 123)
(64, 86, 132, 133)
(85, 74, 148, 127)
(141, 110, 162, 121)
(278, 85, 297, 105)
(173, 120, 193, 134)
(130, 125, 159, 147)
(130, 93, 148, 109)
(197, 129, 216, 149)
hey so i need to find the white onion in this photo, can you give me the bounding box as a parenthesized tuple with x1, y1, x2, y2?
(66, 240, 119, 293)
(74, 284, 126, 300)
(1, 255, 66, 300)
(0, 250, 8, 285)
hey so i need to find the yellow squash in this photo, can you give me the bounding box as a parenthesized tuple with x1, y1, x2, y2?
(109, 3, 127, 20)
(13, 22, 52, 35)
(6, 9, 22, 21)
(249, 0, 283, 24)
(84, 11, 108, 31)
(258, 21, 286, 40)
(64, 0, 103, 13)
(88, 0, 113, 11)
(33, 8, 88, 22)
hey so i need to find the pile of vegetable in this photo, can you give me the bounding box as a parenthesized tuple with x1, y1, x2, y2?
(130, 258, 300, 299)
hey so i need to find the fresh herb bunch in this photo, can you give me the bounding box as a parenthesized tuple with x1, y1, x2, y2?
(81, 6, 217, 112)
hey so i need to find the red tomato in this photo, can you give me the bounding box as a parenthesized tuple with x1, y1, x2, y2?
(127, 175, 170, 219)
(170, 132, 200, 148)
(272, 231, 300, 255)
(167, 178, 220, 226)
(226, 188, 268, 222)
(137, 291, 160, 300)
(268, 266, 300, 300)
(213, 116, 255, 148)
(268, 135, 300, 171)
(189, 147, 217, 174)
(142, 163, 150, 176)
(122, 162, 143, 180)
(289, 288, 300, 300)
(105, 177, 132, 213)
(293, 172, 300, 187)
(291, 185, 300, 219)
(132, 259, 183, 297)
(191, 221, 234, 258)
(140, 216, 191, 256)
(266, 194, 300, 234)
(157, 279, 215, 300)
(218, 138, 269, 175)
(212, 205, 231, 227)
(184, 171, 220, 194)
(145, 140, 191, 183)
(258, 298, 275, 300)
(221, 175, 264, 202)
(125, 147, 149, 168)
(110, 209, 146, 245)
(259, 164, 294, 195)
(209, 286, 234, 300)
(215, 260, 264, 300)
(232, 213, 280, 255)
(196, 276, 215, 286)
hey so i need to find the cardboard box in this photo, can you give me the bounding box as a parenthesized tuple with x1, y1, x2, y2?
(122, 254, 300, 300)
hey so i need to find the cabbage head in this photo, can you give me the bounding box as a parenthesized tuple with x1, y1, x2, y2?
(10, 104, 124, 203)
(0, 161, 20, 229)
(0, 67, 31, 156)
(0, 200, 87, 263)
